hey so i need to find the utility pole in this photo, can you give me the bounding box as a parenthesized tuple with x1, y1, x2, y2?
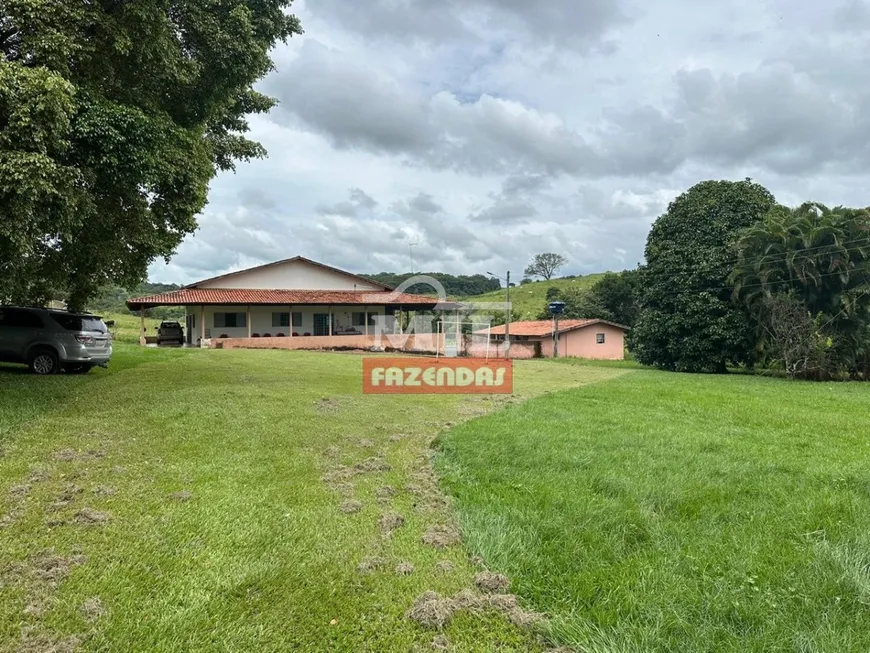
(505, 270, 511, 358)
(548, 301, 566, 359)
(553, 312, 560, 358)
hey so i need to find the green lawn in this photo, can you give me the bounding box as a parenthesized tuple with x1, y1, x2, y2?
(468, 275, 605, 320)
(0, 345, 625, 652)
(437, 367, 870, 652)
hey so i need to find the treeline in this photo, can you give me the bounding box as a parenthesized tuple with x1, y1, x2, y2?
(540, 179, 870, 381)
(88, 283, 184, 320)
(363, 272, 501, 297)
(537, 272, 640, 327)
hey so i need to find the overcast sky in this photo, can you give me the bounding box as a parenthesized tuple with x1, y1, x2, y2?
(149, 0, 870, 284)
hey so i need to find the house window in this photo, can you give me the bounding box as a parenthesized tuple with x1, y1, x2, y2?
(596, 333, 606, 344)
(214, 312, 246, 328)
(352, 312, 367, 326)
(292, 312, 302, 327)
(272, 312, 291, 328)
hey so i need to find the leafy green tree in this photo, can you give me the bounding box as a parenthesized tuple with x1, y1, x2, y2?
(557, 288, 613, 321)
(632, 179, 776, 373)
(524, 253, 568, 281)
(0, 1, 302, 310)
(733, 203, 870, 378)
(586, 270, 640, 327)
(545, 286, 563, 301)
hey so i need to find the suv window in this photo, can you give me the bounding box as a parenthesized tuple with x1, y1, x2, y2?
(49, 314, 107, 333)
(0, 308, 44, 328)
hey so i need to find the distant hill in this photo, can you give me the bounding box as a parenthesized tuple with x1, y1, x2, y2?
(467, 274, 607, 320)
(363, 272, 501, 297)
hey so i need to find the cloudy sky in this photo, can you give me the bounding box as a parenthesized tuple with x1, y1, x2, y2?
(150, 0, 870, 284)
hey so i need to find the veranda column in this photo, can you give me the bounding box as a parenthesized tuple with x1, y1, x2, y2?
(200, 305, 205, 343)
(139, 309, 146, 346)
(247, 305, 252, 338)
(328, 305, 333, 336)
(364, 306, 368, 337)
(288, 305, 293, 338)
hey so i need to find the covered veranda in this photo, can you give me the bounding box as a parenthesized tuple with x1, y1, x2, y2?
(126, 288, 455, 351)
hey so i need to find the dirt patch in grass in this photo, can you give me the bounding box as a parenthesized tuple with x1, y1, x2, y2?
(92, 485, 117, 497)
(339, 500, 363, 514)
(330, 481, 355, 495)
(357, 556, 388, 573)
(375, 486, 397, 499)
(28, 550, 87, 586)
(57, 484, 84, 502)
(430, 634, 451, 650)
(395, 562, 414, 575)
(378, 511, 405, 536)
(474, 571, 511, 593)
(23, 599, 48, 618)
(406, 588, 544, 632)
(354, 457, 391, 473)
(53, 449, 105, 462)
(9, 484, 31, 499)
(389, 434, 405, 443)
(73, 508, 109, 525)
(406, 591, 455, 629)
(314, 397, 345, 415)
(169, 491, 192, 502)
(356, 438, 375, 448)
(321, 466, 355, 484)
(17, 627, 81, 653)
(27, 468, 50, 483)
(434, 560, 454, 573)
(80, 597, 105, 622)
(421, 525, 461, 549)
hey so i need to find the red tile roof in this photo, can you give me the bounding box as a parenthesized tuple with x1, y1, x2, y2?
(482, 319, 628, 337)
(126, 288, 442, 310)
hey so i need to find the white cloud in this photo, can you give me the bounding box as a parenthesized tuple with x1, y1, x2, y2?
(150, 0, 870, 285)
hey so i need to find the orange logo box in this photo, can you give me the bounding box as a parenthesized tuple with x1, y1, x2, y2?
(363, 358, 513, 394)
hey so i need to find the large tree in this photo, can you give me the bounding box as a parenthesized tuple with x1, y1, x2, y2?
(0, 1, 302, 310)
(732, 203, 870, 378)
(524, 253, 567, 281)
(541, 271, 641, 327)
(632, 179, 776, 373)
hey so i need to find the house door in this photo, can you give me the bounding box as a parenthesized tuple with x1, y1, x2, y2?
(313, 313, 331, 336)
(185, 313, 195, 344)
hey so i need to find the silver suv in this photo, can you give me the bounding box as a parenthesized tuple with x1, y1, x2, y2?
(0, 306, 112, 375)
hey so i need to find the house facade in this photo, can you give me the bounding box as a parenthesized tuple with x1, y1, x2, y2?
(127, 257, 444, 349)
(484, 319, 628, 360)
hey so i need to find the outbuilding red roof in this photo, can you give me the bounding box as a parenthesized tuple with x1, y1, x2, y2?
(126, 288, 442, 310)
(483, 319, 629, 337)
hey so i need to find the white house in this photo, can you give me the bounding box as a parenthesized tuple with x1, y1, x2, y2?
(127, 256, 443, 348)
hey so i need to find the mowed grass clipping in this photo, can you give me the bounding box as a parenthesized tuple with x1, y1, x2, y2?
(437, 368, 870, 652)
(0, 345, 625, 652)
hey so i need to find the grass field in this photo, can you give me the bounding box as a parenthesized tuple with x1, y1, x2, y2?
(438, 366, 870, 652)
(0, 345, 625, 652)
(468, 275, 606, 320)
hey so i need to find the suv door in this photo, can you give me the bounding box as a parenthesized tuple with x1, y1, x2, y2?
(0, 308, 45, 363)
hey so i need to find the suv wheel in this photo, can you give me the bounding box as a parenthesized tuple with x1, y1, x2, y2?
(29, 348, 59, 375)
